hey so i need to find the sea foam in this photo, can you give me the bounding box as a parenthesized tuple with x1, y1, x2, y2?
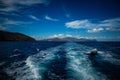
(65, 43, 107, 80)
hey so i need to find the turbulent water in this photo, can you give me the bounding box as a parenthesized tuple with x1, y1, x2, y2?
(0, 42, 120, 80)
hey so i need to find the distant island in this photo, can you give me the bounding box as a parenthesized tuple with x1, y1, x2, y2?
(39, 37, 97, 42)
(0, 31, 36, 41)
(0, 31, 97, 42)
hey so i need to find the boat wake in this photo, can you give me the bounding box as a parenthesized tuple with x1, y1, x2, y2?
(5, 42, 118, 80)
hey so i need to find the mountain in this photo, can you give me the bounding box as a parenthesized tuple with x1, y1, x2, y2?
(0, 31, 36, 41)
(39, 37, 97, 42)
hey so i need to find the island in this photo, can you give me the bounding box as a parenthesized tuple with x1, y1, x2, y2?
(0, 31, 36, 41)
(39, 37, 97, 42)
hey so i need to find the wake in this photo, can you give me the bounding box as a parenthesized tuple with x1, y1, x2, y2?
(5, 42, 111, 80)
(65, 43, 107, 80)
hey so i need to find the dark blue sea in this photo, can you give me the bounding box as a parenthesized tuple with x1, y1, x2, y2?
(0, 42, 120, 80)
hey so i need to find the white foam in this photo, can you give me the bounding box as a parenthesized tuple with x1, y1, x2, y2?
(5, 61, 35, 80)
(5, 42, 113, 80)
(36, 48, 40, 52)
(26, 57, 41, 79)
(10, 54, 21, 58)
(25, 45, 62, 80)
(99, 51, 120, 65)
(65, 43, 107, 80)
(5, 45, 62, 80)
(0, 62, 6, 66)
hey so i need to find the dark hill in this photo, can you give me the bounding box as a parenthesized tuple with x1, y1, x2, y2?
(0, 31, 36, 41)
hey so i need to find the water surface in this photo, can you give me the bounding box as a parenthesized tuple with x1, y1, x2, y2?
(0, 42, 120, 80)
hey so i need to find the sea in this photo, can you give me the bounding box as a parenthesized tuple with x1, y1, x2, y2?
(0, 42, 120, 80)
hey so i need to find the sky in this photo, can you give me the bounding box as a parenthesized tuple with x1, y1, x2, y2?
(0, 0, 120, 41)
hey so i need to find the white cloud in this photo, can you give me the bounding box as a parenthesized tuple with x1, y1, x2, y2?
(50, 34, 64, 38)
(0, 0, 49, 6)
(102, 18, 120, 23)
(106, 27, 120, 31)
(99, 18, 120, 32)
(0, 0, 50, 12)
(55, 34, 63, 38)
(4, 20, 20, 25)
(29, 15, 40, 21)
(50, 34, 73, 38)
(66, 34, 72, 37)
(0, 6, 17, 12)
(98, 18, 120, 27)
(88, 28, 104, 33)
(65, 20, 95, 29)
(65, 18, 120, 33)
(48, 34, 120, 41)
(45, 16, 59, 21)
(0, 18, 32, 30)
(3, 19, 32, 25)
(0, 18, 33, 31)
(0, 12, 21, 17)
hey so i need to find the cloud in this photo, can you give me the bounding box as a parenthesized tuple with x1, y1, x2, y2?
(0, 18, 32, 30)
(29, 15, 40, 21)
(0, 19, 33, 30)
(0, 0, 50, 6)
(50, 34, 73, 38)
(65, 20, 95, 29)
(0, 6, 17, 12)
(0, 12, 21, 17)
(3, 20, 21, 25)
(3, 19, 32, 25)
(0, 0, 50, 12)
(65, 18, 120, 32)
(45, 16, 59, 21)
(66, 34, 72, 37)
(48, 34, 120, 41)
(106, 27, 120, 31)
(98, 18, 120, 27)
(51, 34, 64, 38)
(98, 18, 120, 32)
(88, 28, 104, 33)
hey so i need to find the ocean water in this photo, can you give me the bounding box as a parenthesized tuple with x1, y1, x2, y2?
(0, 42, 120, 80)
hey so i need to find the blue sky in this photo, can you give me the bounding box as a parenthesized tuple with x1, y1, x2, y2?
(0, 0, 120, 41)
